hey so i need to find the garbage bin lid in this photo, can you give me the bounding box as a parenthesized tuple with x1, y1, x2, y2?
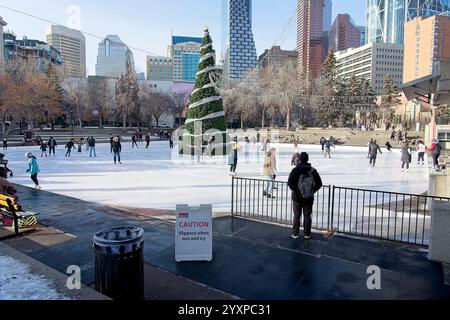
(94, 226, 144, 247)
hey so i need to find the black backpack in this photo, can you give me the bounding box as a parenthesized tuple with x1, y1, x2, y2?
(297, 168, 316, 199)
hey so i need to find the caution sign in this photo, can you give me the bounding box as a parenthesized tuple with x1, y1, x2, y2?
(175, 204, 213, 262)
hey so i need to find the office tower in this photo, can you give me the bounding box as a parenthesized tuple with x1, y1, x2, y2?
(403, 14, 450, 83)
(323, 0, 333, 31)
(222, 0, 258, 80)
(96, 35, 135, 79)
(46, 25, 86, 78)
(297, 0, 324, 79)
(357, 26, 366, 45)
(168, 36, 202, 82)
(334, 42, 404, 94)
(366, 0, 450, 44)
(329, 14, 361, 52)
(147, 56, 173, 81)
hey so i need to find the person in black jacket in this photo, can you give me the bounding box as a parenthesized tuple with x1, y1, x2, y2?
(112, 136, 122, 164)
(88, 136, 96, 157)
(288, 152, 323, 240)
(48, 137, 57, 156)
(65, 139, 76, 157)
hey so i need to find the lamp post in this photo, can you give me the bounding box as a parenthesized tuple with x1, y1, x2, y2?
(70, 107, 74, 135)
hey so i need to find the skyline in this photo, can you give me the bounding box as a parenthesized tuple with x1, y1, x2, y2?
(0, 0, 367, 76)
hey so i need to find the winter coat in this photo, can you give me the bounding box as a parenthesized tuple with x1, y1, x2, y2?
(427, 142, 442, 156)
(263, 156, 276, 177)
(88, 138, 96, 147)
(48, 138, 57, 148)
(40, 144, 47, 151)
(369, 143, 382, 157)
(401, 147, 412, 163)
(28, 156, 40, 175)
(112, 141, 122, 153)
(288, 163, 323, 203)
(66, 141, 75, 149)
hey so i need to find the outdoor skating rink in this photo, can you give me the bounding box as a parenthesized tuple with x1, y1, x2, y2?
(5, 141, 429, 212)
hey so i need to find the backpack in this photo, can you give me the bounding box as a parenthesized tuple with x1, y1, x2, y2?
(297, 168, 316, 199)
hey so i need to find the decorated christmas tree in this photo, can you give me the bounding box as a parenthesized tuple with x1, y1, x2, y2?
(181, 27, 228, 156)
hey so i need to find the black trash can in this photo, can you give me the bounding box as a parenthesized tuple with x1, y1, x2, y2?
(93, 226, 144, 300)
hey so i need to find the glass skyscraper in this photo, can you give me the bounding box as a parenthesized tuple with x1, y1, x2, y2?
(367, 0, 450, 44)
(168, 36, 202, 83)
(96, 35, 134, 78)
(222, 0, 257, 80)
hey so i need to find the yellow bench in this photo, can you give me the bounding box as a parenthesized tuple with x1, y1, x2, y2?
(0, 194, 37, 235)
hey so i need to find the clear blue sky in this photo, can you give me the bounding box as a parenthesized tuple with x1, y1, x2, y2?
(0, 0, 367, 75)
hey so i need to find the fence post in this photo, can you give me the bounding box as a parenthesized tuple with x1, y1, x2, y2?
(330, 185, 336, 229)
(231, 176, 235, 216)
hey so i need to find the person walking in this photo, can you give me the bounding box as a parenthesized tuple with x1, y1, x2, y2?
(401, 142, 412, 172)
(88, 136, 96, 158)
(288, 152, 323, 240)
(65, 139, 76, 157)
(26, 152, 41, 190)
(112, 136, 122, 164)
(2, 138, 7, 151)
(228, 139, 239, 176)
(262, 151, 277, 198)
(48, 137, 57, 156)
(324, 140, 335, 158)
(426, 139, 442, 170)
(145, 132, 151, 149)
(416, 140, 426, 166)
(368, 140, 382, 168)
(132, 134, 138, 148)
(40, 142, 48, 157)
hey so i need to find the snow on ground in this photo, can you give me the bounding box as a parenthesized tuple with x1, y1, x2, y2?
(3, 141, 429, 212)
(0, 255, 69, 300)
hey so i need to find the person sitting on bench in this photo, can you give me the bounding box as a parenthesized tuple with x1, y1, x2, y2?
(0, 167, 17, 198)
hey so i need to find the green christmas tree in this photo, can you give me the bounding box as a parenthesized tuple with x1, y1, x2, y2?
(182, 27, 228, 156)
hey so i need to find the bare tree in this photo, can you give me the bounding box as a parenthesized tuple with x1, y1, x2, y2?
(115, 65, 139, 129)
(139, 85, 174, 128)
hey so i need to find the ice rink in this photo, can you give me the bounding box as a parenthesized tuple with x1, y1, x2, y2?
(4, 141, 429, 212)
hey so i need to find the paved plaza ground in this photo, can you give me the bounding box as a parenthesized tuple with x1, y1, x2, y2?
(4, 141, 429, 212)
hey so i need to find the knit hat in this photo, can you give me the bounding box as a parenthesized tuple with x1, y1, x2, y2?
(25, 152, 32, 158)
(299, 152, 309, 163)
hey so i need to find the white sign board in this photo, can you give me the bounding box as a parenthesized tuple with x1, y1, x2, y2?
(175, 204, 213, 262)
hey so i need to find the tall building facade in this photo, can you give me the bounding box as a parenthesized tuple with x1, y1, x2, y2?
(404, 15, 450, 83)
(0, 17, 6, 64)
(96, 35, 134, 78)
(297, 0, 324, 79)
(168, 36, 202, 82)
(46, 25, 86, 78)
(334, 42, 404, 94)
(366, 0, 450, 45)
(357, 26, 366, 45)
(329, 14, 361, 52)
(222, 0, 258, 80)
(3, 34, 63, 72)
(147, 56, 173, 81)
(258, 46, 298, 68)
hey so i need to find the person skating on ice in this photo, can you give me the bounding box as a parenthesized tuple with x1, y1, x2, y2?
(416, 140, 426, 165)
(112, 136, 122, 164)
(26, 152, 41, 190)
(48, 136, 57, 156)
(368, 140, 382, 168)
(65, 139, 76, 157)
(40, 142, 48, 157)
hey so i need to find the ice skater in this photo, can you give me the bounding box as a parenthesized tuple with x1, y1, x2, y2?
(426, 139, 442, 170)
(324, 140, 335, 159)
(2, 138, 7, 151)
(65, 139, 76, 157)
(320, 137, 326, 151)
(112, 136, 122, 164)
(262, 150, 276, 199)
(169, 135, 174, 149)
(132, 134, 138, 148)
(88, 136, 97, 157)
(145, 132, 151, 149)
(48, 137, 57, 156)
(385, 141, 392, 152)
(40, 142, 48, 157)
(401, 142, 412, 172)
(26, 152, 41, 190)
(416, 140, 426, 165)
(368, 140, 382, 168)
(228, 138, 239, 176)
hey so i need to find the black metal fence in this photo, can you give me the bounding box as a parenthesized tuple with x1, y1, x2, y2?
(231, 177, 450, 246)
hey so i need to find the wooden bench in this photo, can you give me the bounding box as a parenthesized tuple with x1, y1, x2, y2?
(0, 194, 38, 236)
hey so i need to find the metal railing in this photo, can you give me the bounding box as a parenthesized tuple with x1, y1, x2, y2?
(231, 177, 450, 246)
